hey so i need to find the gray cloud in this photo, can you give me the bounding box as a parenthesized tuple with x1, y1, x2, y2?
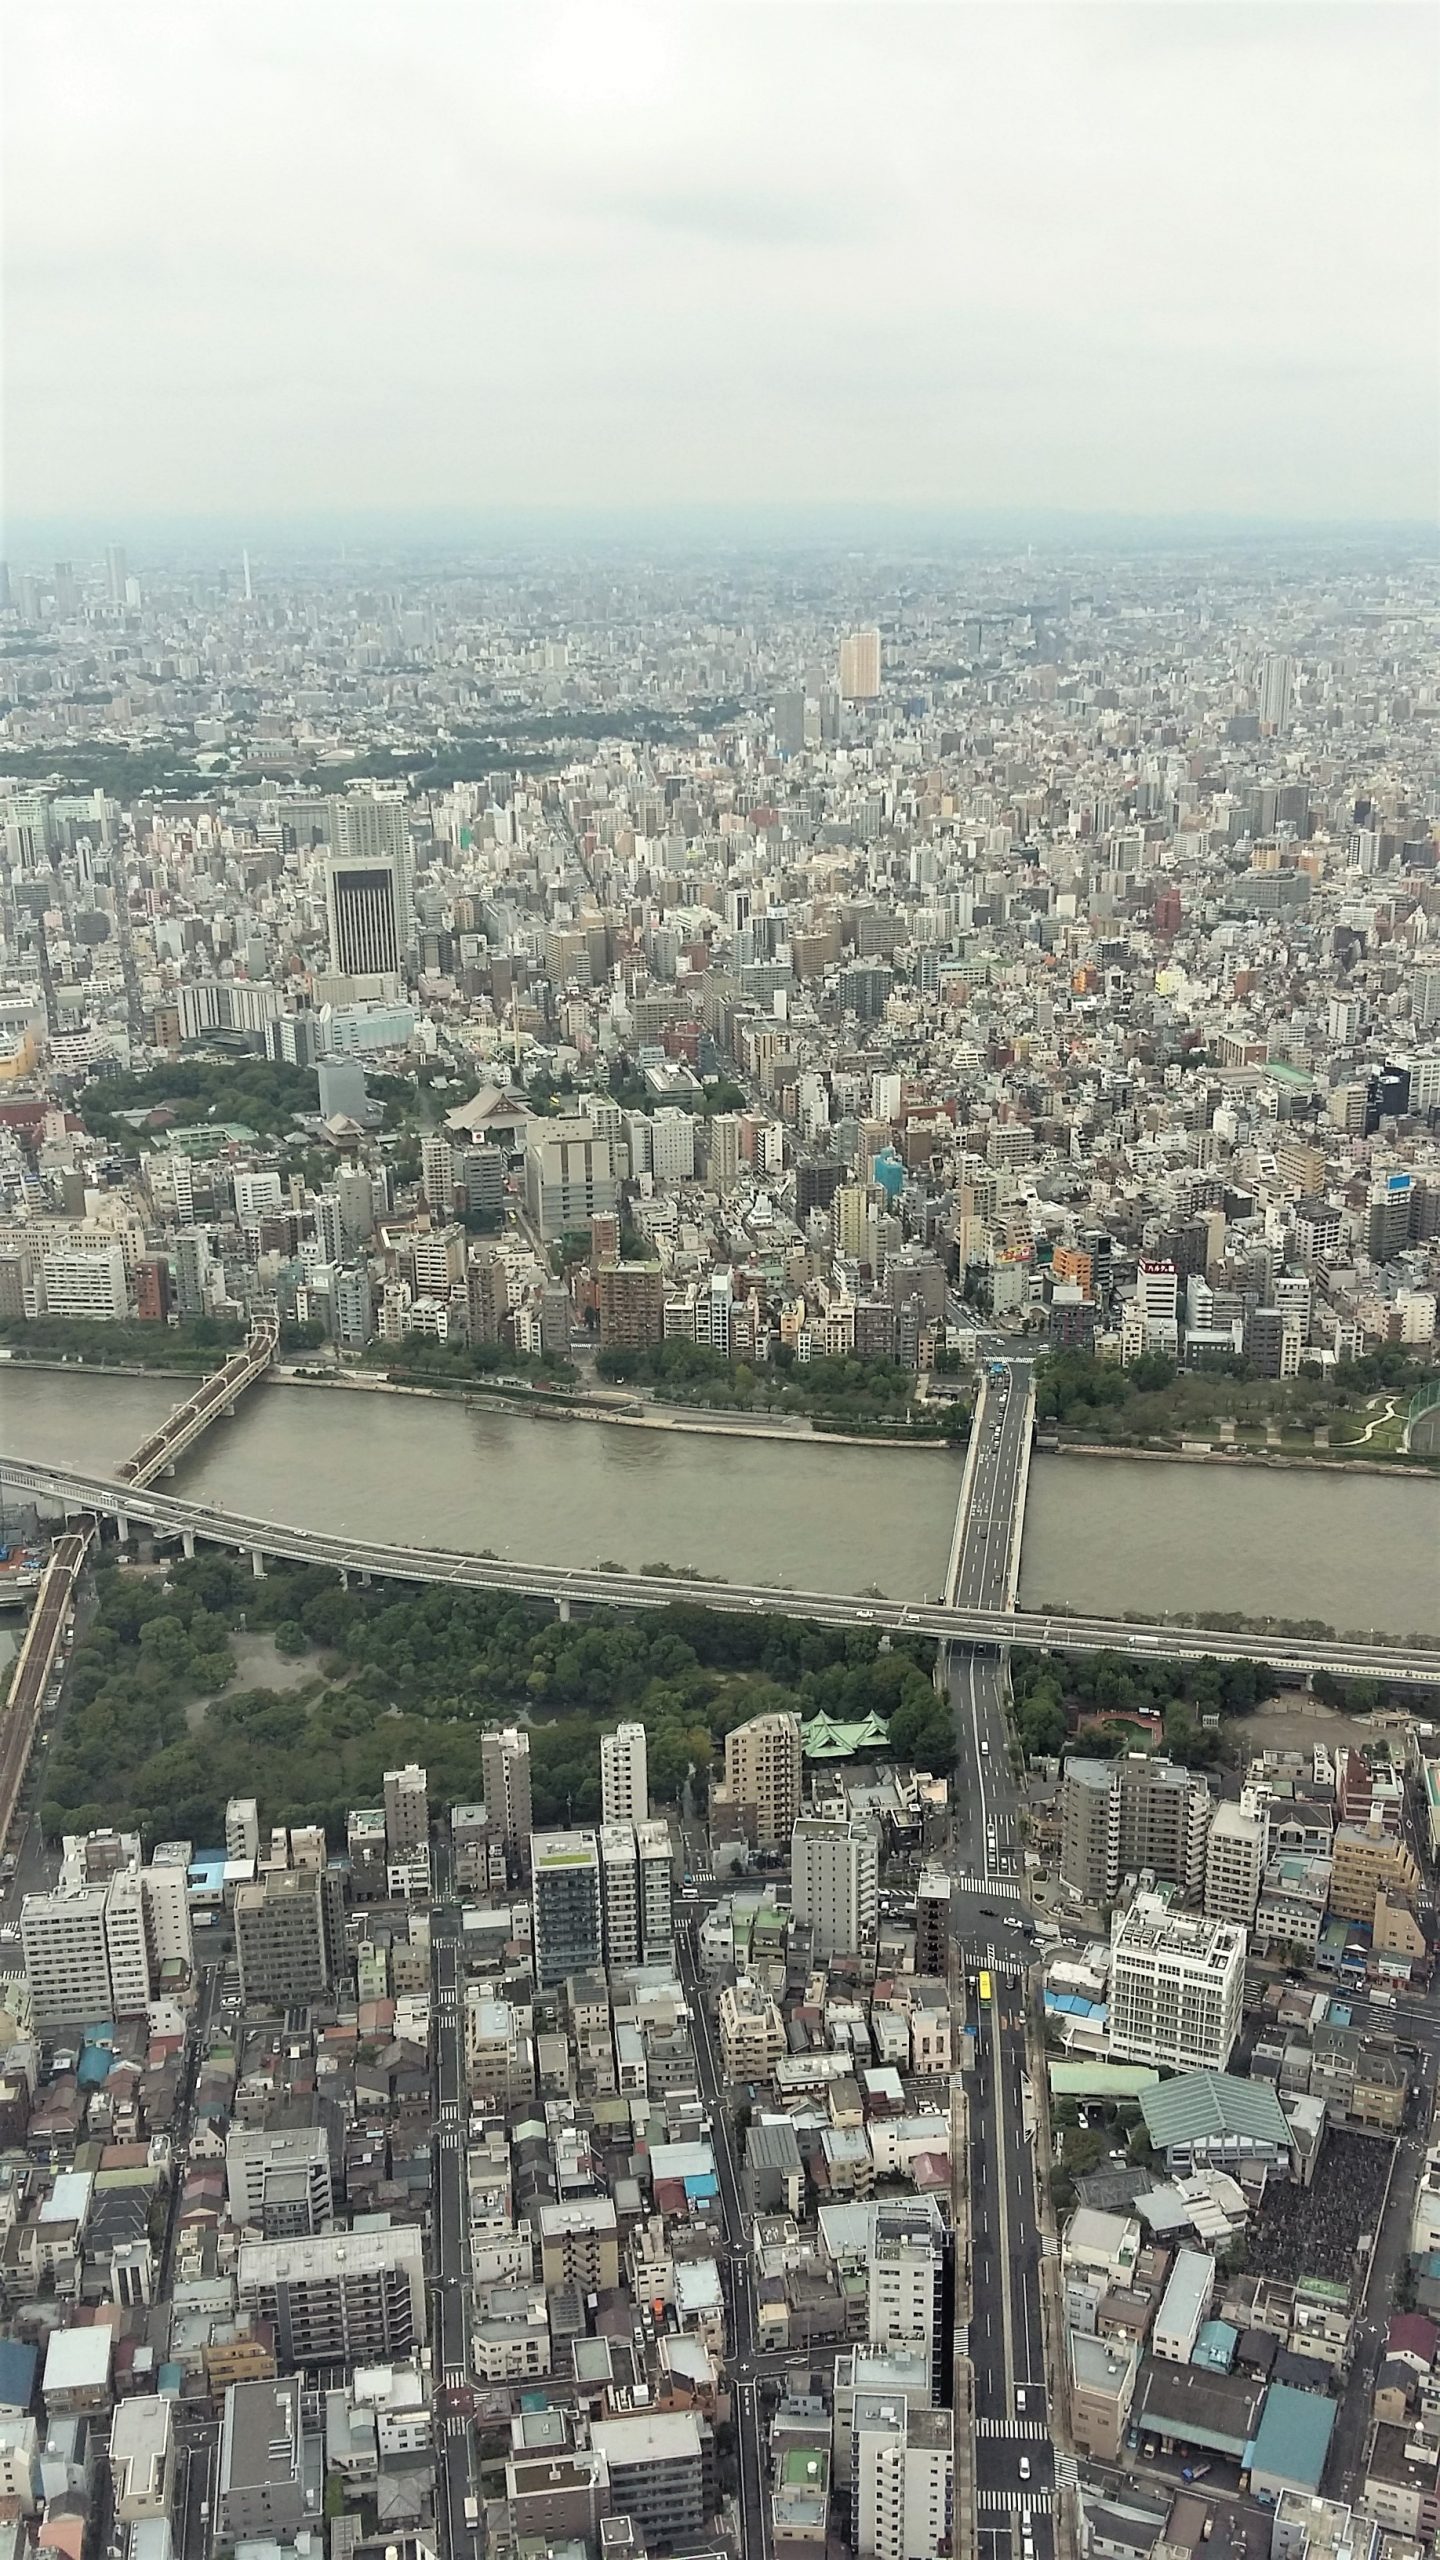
(2, 1, 1435, 529)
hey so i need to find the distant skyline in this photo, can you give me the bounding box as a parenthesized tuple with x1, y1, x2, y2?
(3, 3, 1437, 533)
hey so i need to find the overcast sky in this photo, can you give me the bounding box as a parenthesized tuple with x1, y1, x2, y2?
(3, 2, 1436, 533)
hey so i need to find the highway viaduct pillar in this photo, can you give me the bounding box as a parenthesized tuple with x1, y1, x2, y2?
(250, 1548, 266, 1578)
(115, 1513, 129, 1545)
(557, 1597, 572, 1622)
(182, 1530, 196, 1560)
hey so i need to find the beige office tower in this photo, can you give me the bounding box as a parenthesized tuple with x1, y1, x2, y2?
(723, 1711, 802, 1851)
(839, 628, 881, 701)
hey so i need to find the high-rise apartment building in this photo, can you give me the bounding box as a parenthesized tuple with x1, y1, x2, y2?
(600, 1722, 649, 1827)
(420, 1133, 456, 1213)
(21, 1847, 194, 2031)
(852, 2398, 954, 2560)
(480, 1726, 532, 1876)
(1260, 652, 1294, 735)
(599, 1824, 642, 1969)
(866, 2198, 950, 2400)
(1203, 1804, 1265, 1927)
(383, 1764, 428, 1858)
(587, 2412, 709, 2548)
(325, 855, 401, 980)
(233, 1868, 341, 2008)
(596, 1819, 672, 1968)
(636, 1817, 674, 1965)
(723, 1711, 802, 1852)
(1060, 1755, 1212, 1904)
(1108, 1896, 1245, 2073)
(839, 628, 882, 701)
(532, 1831, 604, 1988)
(596, 1258, 665, 1351)
(792, 1813, 879, 1960)
(237, 2225, 426, 2370)
(22, 1887, 113, 2031)
(226, 2126, 334, 2239)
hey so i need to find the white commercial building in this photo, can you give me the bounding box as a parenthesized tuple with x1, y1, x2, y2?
(41, 1242, 128, 1322)
(792, 1812, 879, 1960)
(1108, 1895, 1246, 2073)
(233, 1169, 285, 1220)
(601, 1722, 649, 1827)
(110, 2396, 176, 2524)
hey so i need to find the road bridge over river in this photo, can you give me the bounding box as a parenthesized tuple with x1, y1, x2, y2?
(3, 1449, 1438, 1686)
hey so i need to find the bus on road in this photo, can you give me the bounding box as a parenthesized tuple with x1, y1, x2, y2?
(977, 1969, 993, 2005)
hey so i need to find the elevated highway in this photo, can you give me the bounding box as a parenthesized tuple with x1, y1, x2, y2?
(2, 1450, 1438, 1684)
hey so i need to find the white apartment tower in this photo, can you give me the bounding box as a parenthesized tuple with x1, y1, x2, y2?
(22, 1888, 113, 2032)
(636, 1818, 674, 1964)
(21, 1855, 187, 2033)
(598, 1820, 673, 1968)
(599, 1825, 642, 1969)
(1203, 1804, 1265, 1928)
(852, 2398, 954, 2560)
(866, 2199, 948, 2401)
(601, 1723, 649, 1827)
(792, 1813, 879, 1960)
(1108, 1895, 1246, 2073)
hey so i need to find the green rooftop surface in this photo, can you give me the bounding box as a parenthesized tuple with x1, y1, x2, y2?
(1140, 2071, 1290, 2150)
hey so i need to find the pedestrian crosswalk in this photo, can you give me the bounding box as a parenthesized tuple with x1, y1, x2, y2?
(979, 2491, 1054, 2514)
(974, 1945, 1027, 1979)
(976, 2419, 1049, 2441)
(955, 1873, 1023, 1900)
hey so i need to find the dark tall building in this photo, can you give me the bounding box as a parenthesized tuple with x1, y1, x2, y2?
(795, 1159, 843, 1218)
(325, 857, 401, 978)
(915, 1868, 950, 1977)
(596, 1259, 664, 1351)
(134, 1257, 172, 1323)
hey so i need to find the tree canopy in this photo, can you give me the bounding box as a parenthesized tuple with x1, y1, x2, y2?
(41, 1557, 947, 1850)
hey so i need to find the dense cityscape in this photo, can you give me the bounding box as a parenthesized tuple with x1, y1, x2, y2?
(1, 1, 1438, 2557)
(0, 522, 1434, 2560)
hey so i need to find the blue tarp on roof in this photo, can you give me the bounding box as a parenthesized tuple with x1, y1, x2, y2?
(0, 2340, 36, 2411)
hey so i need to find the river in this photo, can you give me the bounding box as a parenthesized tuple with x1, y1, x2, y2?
(1, 1369, 1437, 1634)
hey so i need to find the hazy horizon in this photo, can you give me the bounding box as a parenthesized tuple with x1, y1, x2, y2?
(4, 3, 1437, 535)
